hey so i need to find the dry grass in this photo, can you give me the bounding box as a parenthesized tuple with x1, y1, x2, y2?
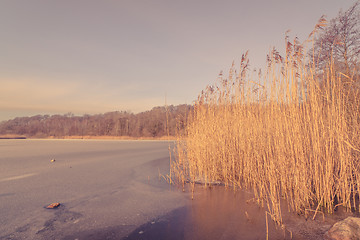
(171, 36, 360, 224)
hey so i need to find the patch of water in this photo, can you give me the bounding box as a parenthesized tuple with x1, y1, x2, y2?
(124, 185, 356, 240)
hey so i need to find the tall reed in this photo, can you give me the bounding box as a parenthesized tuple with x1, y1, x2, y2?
(172, 37, 360, 224)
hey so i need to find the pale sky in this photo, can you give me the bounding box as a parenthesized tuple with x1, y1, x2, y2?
(0, 0, 356, 121)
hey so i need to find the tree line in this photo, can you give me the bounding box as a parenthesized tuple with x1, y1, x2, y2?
(0, 104, 192, 138)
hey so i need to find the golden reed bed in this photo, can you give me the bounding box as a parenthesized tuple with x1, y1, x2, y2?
(171, 34, 360, 226)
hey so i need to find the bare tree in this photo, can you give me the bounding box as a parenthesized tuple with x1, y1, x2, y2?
(310, 1, 360, 77)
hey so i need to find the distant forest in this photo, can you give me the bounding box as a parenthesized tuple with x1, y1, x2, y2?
(0, 105, 192, 138)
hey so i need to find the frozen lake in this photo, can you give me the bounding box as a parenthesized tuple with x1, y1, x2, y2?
(0, 139, 189, 239)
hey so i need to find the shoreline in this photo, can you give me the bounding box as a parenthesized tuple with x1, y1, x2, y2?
(0, 135, 176, 141)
